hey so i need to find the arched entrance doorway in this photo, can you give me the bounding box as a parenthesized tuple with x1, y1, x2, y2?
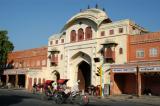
(78, 61, 91, 91)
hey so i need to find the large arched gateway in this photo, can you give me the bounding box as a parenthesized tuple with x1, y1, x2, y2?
(70, 51, 91, 91)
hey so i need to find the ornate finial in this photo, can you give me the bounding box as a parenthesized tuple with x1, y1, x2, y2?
(103, 8, 105, 11)
(87, 5, 90, 9)
(95, 4, 98, 8)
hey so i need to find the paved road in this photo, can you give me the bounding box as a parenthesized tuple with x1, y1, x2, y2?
(0, 89, 159, 106)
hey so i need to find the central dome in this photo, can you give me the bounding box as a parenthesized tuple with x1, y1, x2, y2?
(61, 8, 111, 32)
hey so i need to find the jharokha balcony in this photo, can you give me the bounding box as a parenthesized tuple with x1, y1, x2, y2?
(50, 55, 58, 66)
(101, 40, 118, 63)
(48, 54, 58, 66)
(48, 48, 59, 66)
(104, 48, 115, 63)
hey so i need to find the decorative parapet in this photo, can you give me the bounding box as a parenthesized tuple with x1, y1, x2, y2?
(130, 32, 160, 44)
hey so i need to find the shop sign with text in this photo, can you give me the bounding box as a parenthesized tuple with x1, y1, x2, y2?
(139, 66, 160, 72)
(113, 67, 136, 73)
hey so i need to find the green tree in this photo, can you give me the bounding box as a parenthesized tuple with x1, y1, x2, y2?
(0, 30, 14, 73)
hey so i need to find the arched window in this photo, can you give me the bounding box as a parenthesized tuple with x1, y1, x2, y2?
(70, 30, 76, 42)
(85, 27, 92, 40)
(78, 28, 84, 41)
(38, 78, 41, 84)
(42, 78, 45, 84)
(119, 48, 123, 54)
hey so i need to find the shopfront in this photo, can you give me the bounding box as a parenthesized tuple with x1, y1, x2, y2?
(3, 69, 27, 88)
(110, 64, 160, 96)
(140, 66, 160, 95)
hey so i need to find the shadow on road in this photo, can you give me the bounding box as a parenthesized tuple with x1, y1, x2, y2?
(0, 94, 31, 106)
(61, 101, 110, 106)
(83, 104, 109, 106)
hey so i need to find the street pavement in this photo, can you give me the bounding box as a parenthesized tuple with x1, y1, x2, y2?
(90, 94, 160, 106)
(0, 88, 160, 106)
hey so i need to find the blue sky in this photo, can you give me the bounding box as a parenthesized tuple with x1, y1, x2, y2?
(0, 0, 160, 51)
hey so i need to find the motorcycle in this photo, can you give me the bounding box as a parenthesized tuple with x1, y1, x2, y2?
(55, 80, 89, 106)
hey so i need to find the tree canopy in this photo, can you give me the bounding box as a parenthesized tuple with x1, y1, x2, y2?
(0, 30, 14, 72)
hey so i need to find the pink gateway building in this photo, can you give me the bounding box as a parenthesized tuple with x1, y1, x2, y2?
(2, 7, 160, 96)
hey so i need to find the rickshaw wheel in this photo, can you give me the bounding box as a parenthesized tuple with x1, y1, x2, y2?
(55, 93, 64, 104)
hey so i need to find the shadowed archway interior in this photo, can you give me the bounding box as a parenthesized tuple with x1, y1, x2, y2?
(78, 61, 91, 91)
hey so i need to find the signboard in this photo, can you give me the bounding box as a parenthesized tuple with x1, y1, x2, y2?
(17, 70, 27, 74)
(3, 69, 27, 75)
(3, 70, 16, 75)
(139, 66, 160, 72)
(113, 67, 136, 73)
(27, 71, 39, 77)
(103, 84, 110, 96)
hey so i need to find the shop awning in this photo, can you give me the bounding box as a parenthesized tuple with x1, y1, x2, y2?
(57, 79, 69, 84)
(45, 80, 54, 84)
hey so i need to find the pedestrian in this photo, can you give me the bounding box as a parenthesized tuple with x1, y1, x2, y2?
(51, 81, 57, 91)
(32, 82, 37, 93)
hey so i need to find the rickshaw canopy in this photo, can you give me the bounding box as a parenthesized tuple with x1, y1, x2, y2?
(45, 80, 54, 84)
(57, 79, 69, 84)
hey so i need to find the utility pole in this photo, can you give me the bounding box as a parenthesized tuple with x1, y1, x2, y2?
(100, 65, 102, 96)
(137, 65, 141, 97)
(96, 65, 102, 96)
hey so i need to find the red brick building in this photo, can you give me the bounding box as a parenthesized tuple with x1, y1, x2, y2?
(1, 46, 47, 90)
(110, 32, 160, 96)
